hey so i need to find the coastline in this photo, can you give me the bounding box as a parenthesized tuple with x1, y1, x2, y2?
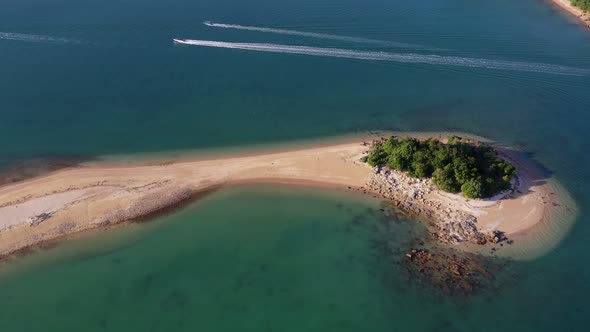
(0, 135, 578, 261)
(551, 0, 590, 27)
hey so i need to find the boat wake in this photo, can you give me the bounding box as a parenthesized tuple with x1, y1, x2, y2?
(203, 21, 440, 51)
(0, 32, 84, 45)
(173, 39, 589, 76)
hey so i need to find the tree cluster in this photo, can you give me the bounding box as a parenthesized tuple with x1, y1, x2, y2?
(363, 136, 516, 199)
(572, 0, 590, 12)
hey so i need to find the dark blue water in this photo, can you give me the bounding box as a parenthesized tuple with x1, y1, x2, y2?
(1, 0, 590, 330)
(1, 0, 589, 160)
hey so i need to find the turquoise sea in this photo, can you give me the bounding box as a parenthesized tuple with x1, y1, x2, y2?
(1, 0, 590, 330)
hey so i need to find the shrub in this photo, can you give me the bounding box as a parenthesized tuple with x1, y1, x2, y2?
(366, 143, 388, 167)
(461, 178, 484, 199)
(433, 165, 461, 193)
(411, 160, 430, 178)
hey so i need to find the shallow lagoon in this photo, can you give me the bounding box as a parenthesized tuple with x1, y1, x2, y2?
(0, 185, 428, 331)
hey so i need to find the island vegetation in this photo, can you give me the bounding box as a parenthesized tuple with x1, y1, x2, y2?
(362, 136, 516, 199)
(572, 0, 590, 12)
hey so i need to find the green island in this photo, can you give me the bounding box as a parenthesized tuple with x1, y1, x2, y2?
(363, 136, 516, 199)
(572, 0, 590, 12)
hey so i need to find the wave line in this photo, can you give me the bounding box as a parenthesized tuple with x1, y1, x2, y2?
(173, 39, 589, 76)
(0, 32, 84, 45)
(203, 21, 440, 51)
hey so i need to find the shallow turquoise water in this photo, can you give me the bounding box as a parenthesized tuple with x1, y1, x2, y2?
(1, 0, 590, 330)
(0, 186, 430, 331)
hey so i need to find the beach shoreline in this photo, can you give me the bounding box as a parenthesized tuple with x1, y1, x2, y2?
(551, 0, 590, 27)
(0, 134, 578, 261)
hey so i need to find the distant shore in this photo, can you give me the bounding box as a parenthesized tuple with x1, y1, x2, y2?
(551, 0, 590, 27)
(0, 134, 578, 260)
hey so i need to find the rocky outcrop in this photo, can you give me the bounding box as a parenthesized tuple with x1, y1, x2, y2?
(403, 248, 500, 296)
(488, 230, 507, 244)
(367, 167, 503, 245)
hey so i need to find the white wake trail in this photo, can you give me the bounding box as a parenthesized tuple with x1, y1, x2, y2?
(203, 21, 439, 51)
(0, 32, 83, 44)
(174, 39, 589, 76)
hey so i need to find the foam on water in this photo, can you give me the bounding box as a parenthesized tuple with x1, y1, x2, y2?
(203, 21, 440, 50)
(0, 32, 83, 45)
(174, 39, 590, 76)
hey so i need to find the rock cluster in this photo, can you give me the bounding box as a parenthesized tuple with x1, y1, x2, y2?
(403, 247, 498, 296)
(488, 230, 507, 244)
(366, 166, 502, 245)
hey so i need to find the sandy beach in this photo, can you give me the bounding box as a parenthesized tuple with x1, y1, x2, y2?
(551, 0, 590, 27)
(0, 138, 578, 260)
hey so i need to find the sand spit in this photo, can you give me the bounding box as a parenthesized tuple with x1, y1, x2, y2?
(0, 139, 577, 260)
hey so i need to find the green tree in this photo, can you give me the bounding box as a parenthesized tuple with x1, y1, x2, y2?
(409, 150, 433, 177)
(452, 157, 477, 184)
(461, 178, 484, 199)
(386, 154, 406, 171)
(363, 136, 517, 198)
(433, 165, 460, 193)
(411, 161, 429, 178)
(432, 147, 451, 170)
(572, 0, 590, 12)
(447, 135, 462, 145)
(366, 143, 387, 167)
(382, 137, 399, 154)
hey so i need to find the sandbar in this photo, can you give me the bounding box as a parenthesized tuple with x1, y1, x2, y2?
(0, 136, 578, 260)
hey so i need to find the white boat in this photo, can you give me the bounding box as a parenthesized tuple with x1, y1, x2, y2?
(173, 39, 187, 44)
